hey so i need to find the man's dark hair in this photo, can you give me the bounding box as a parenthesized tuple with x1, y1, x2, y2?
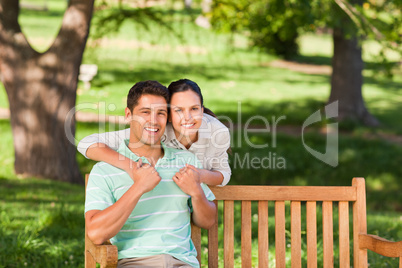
(127, 80, 169, 111)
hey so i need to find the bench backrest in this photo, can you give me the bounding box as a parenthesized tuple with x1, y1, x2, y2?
(191, 178, 367, 268)
(85, 175, 401, 268)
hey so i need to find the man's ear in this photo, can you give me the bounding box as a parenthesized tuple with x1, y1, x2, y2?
(125, 107, 132, 123)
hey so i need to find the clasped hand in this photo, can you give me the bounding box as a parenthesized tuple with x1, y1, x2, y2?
(173, 164, 202, 197)
(131, 159, 161, 193)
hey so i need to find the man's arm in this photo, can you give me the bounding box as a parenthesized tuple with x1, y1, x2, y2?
(173, 165, 216, 229)
(86, 185, 144, 245)
(188, 189, 216, 229)
(86, 162, 161, 245)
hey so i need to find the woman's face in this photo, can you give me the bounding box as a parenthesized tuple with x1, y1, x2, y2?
(169, 90, 204, 140)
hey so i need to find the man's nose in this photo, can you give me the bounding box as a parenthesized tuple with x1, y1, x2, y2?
(150, 111, 158, 125)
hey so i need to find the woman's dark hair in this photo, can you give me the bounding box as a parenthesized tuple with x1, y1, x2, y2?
(167, 79, 232, 154)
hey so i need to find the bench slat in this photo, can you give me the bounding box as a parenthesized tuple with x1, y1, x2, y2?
(291, 201, 302, 268)
(224, 201, 234, 268)
(275, 201, 286, 268)
(353, 178, 368, 268)
(258, 201, 269, 268)
(210, 186, 356, 201)
(208, 200, 219, 268)
(191, 224, 201, 265)
(339, 201, 350, 268)
(323, 201, 334, 268)
(306, 201, 317, 268)
(241, 201, 252, 267)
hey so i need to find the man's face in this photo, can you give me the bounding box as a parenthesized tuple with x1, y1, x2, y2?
(125, 94, 168, 148)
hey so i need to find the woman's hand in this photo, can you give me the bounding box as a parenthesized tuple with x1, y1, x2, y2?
(173, 164, 202, 197)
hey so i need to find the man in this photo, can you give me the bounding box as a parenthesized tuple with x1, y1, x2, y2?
(85, 80, 216, 267)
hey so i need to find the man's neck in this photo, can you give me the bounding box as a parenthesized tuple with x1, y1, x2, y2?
(127, 141, 164, 166)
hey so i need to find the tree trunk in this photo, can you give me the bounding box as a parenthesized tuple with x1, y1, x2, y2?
(329, 18, 379, 127)
(0, 0, 95, 184)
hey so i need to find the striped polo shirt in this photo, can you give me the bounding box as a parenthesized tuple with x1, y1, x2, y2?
(85, 140, 215, 268)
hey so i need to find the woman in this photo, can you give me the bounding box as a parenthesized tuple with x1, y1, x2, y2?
(77, 79, 231, 186)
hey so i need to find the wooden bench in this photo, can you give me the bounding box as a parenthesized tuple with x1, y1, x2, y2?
(84, 177, 402, 267)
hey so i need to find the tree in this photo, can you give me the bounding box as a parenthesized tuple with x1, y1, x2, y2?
(210, 0, 400, 126)
(0, 0, 95, 184)
(329, 0, 379, 126)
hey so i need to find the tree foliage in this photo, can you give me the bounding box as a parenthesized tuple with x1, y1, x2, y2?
(210, 0, 401, 70)
(90, 0, 185, 43)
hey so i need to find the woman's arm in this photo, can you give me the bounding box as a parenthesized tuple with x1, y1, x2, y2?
(77, 128, 130, 158)
(77, 129, 137, 178)
(199, 126, 232, 186)
(187, 166, 224, 186)
(86, 144, 137, 176)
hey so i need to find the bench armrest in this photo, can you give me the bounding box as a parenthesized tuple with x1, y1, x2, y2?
(86, 237, 118, 268)
(359, 234, 402, 258)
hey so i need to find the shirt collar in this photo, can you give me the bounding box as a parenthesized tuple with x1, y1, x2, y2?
(197, 115, 212, 139)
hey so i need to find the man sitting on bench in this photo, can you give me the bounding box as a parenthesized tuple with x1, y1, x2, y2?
(85, 80, 216, 268)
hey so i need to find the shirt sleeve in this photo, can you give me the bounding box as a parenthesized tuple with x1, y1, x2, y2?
(200, 183, 215, 201)
(85, 166, 115, 213)
(209, 128, 232, 186)
(77, 128, 130, 159)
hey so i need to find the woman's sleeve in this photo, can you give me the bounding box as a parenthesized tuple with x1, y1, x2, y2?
(77, 128, 130, 159)
(210, 128, 232, 186)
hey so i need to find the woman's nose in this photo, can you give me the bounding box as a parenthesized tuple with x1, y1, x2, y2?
(184, 111, 192, 120)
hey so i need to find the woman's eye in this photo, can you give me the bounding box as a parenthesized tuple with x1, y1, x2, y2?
(192, 107, 199, 111)
(175, 109, 182, 112)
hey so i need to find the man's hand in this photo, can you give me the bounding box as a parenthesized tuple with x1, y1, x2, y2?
(134, 159, 161, 194)
(173, 164, 202, 197)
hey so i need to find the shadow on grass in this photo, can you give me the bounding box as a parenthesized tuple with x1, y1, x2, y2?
(0, 175, 83, 205)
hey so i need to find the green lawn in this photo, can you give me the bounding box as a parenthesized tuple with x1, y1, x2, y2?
(0, 0, 401, 267)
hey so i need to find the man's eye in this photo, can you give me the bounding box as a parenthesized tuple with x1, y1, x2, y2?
(175, 109, 182, 112)
(192, 107, 199, 111)
(142, 111, 150, 114)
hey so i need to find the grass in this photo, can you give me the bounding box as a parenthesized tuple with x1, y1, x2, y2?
(1, 118, 401, 267)
(0, 0, 401, 267)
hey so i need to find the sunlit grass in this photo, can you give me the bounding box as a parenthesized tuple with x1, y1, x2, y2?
(0, 2, 401, 267)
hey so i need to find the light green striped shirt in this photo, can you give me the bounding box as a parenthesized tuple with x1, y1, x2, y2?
(85, 140, 215, 267)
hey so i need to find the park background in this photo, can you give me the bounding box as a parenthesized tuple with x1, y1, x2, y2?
(0, 0, 401, 267)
